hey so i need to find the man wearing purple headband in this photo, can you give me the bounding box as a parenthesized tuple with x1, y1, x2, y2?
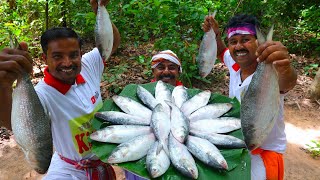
(203, 14, 297, 180)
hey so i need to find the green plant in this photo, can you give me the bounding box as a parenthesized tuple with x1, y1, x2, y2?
(306, 140, 320, 158)
(102, 64, 129, 94)
(303, 64, 319, 77)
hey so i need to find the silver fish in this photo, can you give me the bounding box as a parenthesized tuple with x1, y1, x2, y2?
(90, 125, 152, 143)
(171, 85, 188, 108)
(95, 0, 114, 61)
(190, 131, 246, 149)
(137, 85, 159, 109)
(241, 25, 280, 151)
(197, 11, 217, 78)
(166, 100, 190, 143)
(108, 133, 156, 163)
(150, 104, 171, 155)
(11, 73, 52, 174)
(146, 141, 171, 178)
(190, 117, 241, 134)
(186, 135, 228, 170)
(188, 103, 233, 121)
(180, 90, 211, 116)
(95, 111, 150, 125)
(168, 134, 198, 179)
(112, 95, 152, 120)
(155, 81, 171, 114)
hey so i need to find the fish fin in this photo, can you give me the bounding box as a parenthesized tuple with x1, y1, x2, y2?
(211, 10, 217, 18)
(255, 26, 266, 45)
(266, 24, 274, 41)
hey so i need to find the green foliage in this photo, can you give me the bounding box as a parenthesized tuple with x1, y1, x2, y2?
(0, 0, 319, 81)
(306, 140, 320, 158)
(102, 63, 128, 94)
(303, 64, 319, 77)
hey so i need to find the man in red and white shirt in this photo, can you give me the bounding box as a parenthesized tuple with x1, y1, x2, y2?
(203, 14, 297, 180)
(0, 1, 121, 179)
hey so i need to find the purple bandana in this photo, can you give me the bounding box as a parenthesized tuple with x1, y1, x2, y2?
(227, 23, 256, 38)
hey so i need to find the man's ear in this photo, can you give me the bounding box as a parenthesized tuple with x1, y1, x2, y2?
(41, 53, 48, 64)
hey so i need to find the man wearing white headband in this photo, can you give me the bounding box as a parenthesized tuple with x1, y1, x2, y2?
(203, 14, 297, 180)
(150, 50, 183, 86)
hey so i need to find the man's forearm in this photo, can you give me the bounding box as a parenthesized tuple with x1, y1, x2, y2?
(0, 87, 12, 130)
(216, 34, 227, 61)
(278, 65, 297, 93)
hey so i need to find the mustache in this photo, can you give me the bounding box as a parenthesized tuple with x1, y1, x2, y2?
(58, 65, 77, 70)
(159, 74, 175, 80)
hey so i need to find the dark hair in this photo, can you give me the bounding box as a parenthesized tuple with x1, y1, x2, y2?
(225, 14, 260, 30)
(40, 27, 82, 54)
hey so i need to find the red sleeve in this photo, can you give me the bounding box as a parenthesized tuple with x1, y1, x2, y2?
(219, 48, 229, 64)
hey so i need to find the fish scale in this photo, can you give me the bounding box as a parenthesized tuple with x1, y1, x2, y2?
(11, 73, 52, 174)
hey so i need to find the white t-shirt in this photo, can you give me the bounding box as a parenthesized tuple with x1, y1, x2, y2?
(222, 49, 286, 153)
(35, 48, 104, 161)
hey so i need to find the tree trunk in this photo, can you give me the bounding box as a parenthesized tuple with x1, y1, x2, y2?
(310, 67, 320, 100)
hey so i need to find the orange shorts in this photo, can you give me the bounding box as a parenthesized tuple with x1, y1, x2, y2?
(252, 148, 284, 180)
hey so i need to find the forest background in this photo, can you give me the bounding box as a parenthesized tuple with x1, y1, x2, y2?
(0, 1, 320, 179)
(1, 0, 319, 87)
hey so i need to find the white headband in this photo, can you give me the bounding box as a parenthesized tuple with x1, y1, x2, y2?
(151, 50, 182, 73)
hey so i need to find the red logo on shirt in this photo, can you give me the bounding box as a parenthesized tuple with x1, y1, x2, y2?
(91, 96, 96, 104)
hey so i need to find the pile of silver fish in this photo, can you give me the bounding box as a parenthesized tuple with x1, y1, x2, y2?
(11, 72, 53, 174)
(91, 81, 245, 179)
(197, 11, 218, 78)
(240, 25, 280, 151)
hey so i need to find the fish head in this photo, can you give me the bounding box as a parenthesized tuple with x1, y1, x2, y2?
(149, 166, 162, 178)
(43, 37, 82, 85)
(152, 60, 180, 86)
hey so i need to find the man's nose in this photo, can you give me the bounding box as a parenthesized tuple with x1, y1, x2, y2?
(235, 42, 244, 49)
(162, 67, 170, 73)
(62, 57, 72, 66)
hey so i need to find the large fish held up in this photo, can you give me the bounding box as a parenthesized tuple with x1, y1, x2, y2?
(95, 0, 114, 61)
(11, 72, 52, 174)
(197, 11, 218, 78)
(240, 25, 280, 151)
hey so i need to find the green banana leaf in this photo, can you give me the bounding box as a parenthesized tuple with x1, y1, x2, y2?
(91, 82, 250, 180)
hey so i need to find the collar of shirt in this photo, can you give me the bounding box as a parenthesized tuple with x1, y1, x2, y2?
(43, 66, 86, 95)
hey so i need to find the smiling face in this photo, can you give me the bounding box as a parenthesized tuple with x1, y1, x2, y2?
(42, 38, 82, 85)
(152, 60, 180, 86)
(227, 34, 259, 69)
